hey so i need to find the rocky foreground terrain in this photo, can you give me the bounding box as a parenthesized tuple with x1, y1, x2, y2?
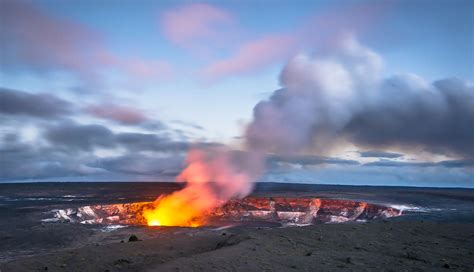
(1, 184, 473, 271)
(1, 221, 473, 271)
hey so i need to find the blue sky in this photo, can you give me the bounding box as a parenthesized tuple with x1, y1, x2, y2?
(0, 0, 473, 187)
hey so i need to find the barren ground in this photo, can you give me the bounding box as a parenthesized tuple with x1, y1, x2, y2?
(1, 221, 473, 272)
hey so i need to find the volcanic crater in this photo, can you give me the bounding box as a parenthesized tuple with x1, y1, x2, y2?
(46, 197, 402, 227)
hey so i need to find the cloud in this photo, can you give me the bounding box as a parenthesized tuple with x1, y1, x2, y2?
(44, 121, 190, 152)
(1, 1, 110, 83)
(365, 159, 474, 168)
(45, 121, 116, 151)
(0, 88, 72, 118)
(245, 36, 474, 159)
(268, 154, 360, 166)
(246, 36, 382, 154)
(346, 77, 474, 157)
(1, 1, 173, 88)
(0, 88, 169, 134)
(202, 34, 296, 80)
(438, 159, 474, 168)
(200, 2, 389, 81)
(0, 92, 217, 180)
(116, 132, 188, 152)
(364, 160, 434, 168)
(359, 150, 403, 158)
(161, 3, 233, 48)
(0, 133, 186, 181)
(119, 57, 174, 80)
(91, 154, 184, 176)
(261, 163, 473, 188)
(84, 103, 168, 130)
(0, 138, 104, 180)
(170, 120, 204, 131)
(1, 123, 192, 180)
(84, 103, 149, 125)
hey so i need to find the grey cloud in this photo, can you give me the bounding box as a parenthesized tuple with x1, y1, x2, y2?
(115, 132, 189, 152)
(44, 121, 193, 153)
(437, 159, 474, 168)
(359, 150, 403, 158)
(45, 121, 115, 151)
(0, 89, 168, 135)
(268, 154, 360, 166)
(1, 2, 174, 91)
(84, 103, 167, 129)
(141, 121, 167, 131)
(0, 139, 103, 181)
(0, 130, 187, 181)
(90, 154, 184, 176)
(346, 77, 474, 158)
(0, 88, 72, 118)
(1, 115, 202, 181)
(364, 159, 474, 168)
(170, 120, 205, 130)
(83, 103, 169, 132)
(260, 163, 473, 188)
(364, 160, 435, 168)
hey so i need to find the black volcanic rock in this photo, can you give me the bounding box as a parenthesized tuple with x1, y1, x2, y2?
(128, 235, 139, 242)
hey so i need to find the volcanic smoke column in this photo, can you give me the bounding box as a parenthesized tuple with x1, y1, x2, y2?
(245, 36, 383, 154)
(144, 36, 473, 226)
(143, 147, 264, 226)
(143, 37, 393, 227)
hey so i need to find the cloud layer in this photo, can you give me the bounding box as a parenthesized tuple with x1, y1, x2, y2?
(1, 1, 173, 88)
(84, 103, 149, 125)
(358, 151, 403, 159)
(1, 120, 190, 181)
(0, 88, 72, 118)
(161, 3, 233, 48)
(0, 88, 191, 181)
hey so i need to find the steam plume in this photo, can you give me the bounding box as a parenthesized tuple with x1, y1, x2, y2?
(144, 146, 263, 226)
(246, 36, 473, 157)
(145, 36, 473, 226)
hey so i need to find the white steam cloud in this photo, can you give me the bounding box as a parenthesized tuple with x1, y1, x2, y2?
(146, 36, 473, 226)
(246, 36, 474, 157)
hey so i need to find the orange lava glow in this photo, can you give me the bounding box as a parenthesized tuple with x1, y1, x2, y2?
(143, 150, 220, 227)
(143, 147, 249, 227)
(142, 184, 217, 227)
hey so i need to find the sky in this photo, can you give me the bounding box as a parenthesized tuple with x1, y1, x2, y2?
(0, 0, 473, 187)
